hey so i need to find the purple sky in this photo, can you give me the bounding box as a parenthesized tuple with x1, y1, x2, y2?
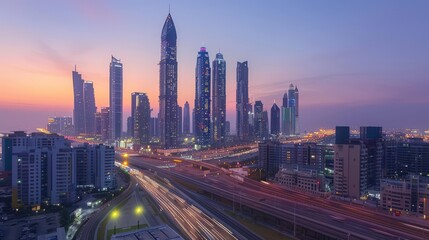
(0, 0, 428, 133)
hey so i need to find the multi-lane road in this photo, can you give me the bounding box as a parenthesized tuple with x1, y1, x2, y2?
(77, 177, 136, 240)
(128, 155, 429, 240)
(131, 168, 240, 240)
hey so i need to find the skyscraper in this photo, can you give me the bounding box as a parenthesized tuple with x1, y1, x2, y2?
(100, 107, 110, 141)
(294, 86, 299, 134)
(262, 111, 269, 139)
(177, 105, 183, 137)
(72, 67, 85, 135)
(212, 52, 226, 144)
(334, 126, 368, 199)
(109, 56, 123, 140)
(281, 92, 288, 135)
(95, 113, 102, 135)
(159, 13, 178, 149)
(183, 101, 190, 135)
(236, 61, 249, 140)
(288, 84, 297, 135)
(281, 84, 299, 136)
(194, 47, 211, 149)
(130, 93, 138, 138)
(133, 93, 151, 146)
(254, 101, 264, 139)
(360, 126, 383, 191)
(126, 116, 133, 137)
(270, 103, 280, 135)
(83, 81, 96, 134)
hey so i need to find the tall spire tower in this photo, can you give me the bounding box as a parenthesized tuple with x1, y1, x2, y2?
(159, 13, 178, 148)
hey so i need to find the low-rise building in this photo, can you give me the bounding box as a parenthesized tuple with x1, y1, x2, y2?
(111, 224, 183, 240)
(380, 175, 429, 217)
(274, 165, 326, 194)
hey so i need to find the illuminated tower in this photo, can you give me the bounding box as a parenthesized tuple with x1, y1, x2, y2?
(72, 67, 85, 135)
(194, 47, 211, 148)
(159, 13, 178, 148)
(271, 103, 280, 135)
(236, 61, 249, 140)
(109, 56, 123, 140)
(212, 52, 226, 144)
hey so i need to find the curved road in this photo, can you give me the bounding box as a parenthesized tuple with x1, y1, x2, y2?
(77, 177, 136, 240)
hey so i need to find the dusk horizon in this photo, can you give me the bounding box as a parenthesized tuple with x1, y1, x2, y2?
(1, 0, 429, 133)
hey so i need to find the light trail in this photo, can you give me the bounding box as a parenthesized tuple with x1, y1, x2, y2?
(132, 170, 237, 240)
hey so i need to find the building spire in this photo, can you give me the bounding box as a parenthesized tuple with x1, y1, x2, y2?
(169, 3, 170, 14)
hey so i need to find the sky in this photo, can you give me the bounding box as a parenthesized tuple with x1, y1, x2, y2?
(1, 0, 429, 133)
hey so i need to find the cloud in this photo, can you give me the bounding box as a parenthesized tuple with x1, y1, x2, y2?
(72, 0, 118, 23)
(36, 41, 72, 74)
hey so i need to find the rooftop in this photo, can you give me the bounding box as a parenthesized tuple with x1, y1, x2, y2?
(111, 224, 183, 240)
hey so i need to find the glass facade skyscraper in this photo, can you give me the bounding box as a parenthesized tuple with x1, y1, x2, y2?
(73, 67, 97, 136)
(212, 52, 226, 144)
(194, 47, 211, 148)
(159, 13, 178, 149)
(236, 61, 249, 140)
(254, 100, 264, 139)
(109, 56, 123, 140)
(183, 101, 190, 135)
(83, 81, 96, 134)
(132, 93, 151, 146)
(270, 103, 280, 135)
(72, 67, 85, 135)
(281, 84, 299, 136)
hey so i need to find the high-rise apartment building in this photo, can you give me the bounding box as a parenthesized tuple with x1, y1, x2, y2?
(334, 127, 368, 199)
(3, 132, 77, 209)
(236, 61, 249, 140)
(132, 93, 151, 146)
(360, 126, 383, 191)
(194, 47, 211, 149)
(384, 138, 429, 179)
(159, 13, 178, 149)
(93, 144, 115, 190)
(109, 56, 123, 140)
(212, 52, 226, 144)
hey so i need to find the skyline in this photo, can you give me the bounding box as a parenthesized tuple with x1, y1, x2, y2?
(1, 1, 429, 133)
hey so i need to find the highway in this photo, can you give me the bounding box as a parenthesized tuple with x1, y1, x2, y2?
(128, 156, 429, 240)
(77, 177, 136, 240)
(130, 168, 239, 240)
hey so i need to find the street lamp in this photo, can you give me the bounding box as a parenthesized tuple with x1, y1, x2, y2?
(135, 206, 143, 229)
(111, 209, 120, 234)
